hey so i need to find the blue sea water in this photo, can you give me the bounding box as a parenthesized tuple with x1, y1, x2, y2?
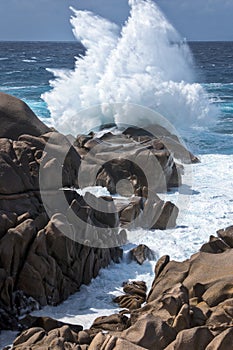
(191, 42, 233, 134)
(0, 41, 84, 119)
(0, 41, 233, 154)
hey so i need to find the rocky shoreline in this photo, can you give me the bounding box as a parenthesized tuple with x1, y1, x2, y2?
(0, 92, 232, 349)
(8, 228, 233, 350)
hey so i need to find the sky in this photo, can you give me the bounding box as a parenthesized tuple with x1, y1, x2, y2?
(0, 0, 233, 41)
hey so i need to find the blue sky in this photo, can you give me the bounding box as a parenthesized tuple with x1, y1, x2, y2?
(0, 0, 233, 41)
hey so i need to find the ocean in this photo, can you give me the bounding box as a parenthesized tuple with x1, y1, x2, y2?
(0, 0, 233, 346)
(1, 40, 233, 153)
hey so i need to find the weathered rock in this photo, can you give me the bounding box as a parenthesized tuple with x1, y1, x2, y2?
(113, 281, 147, 310)
(89, 333, 147, 350)
(200, 235, 230, 254)
(0, 124, 125, 332)
(114, 294, 145, 310)
(13, 291, 40, 317)
(77, 330, 92, 345)
(15, 213, 122, 307)
(0, 307, 18, 330)
(121, 314, 177, 350)
(91, 313, 129, 332)
(0, 210, 17, 238)
(13, 327, 47, 348)
(134, 283, 190, 328)
(10, 227, 233, 349)
(147, 248, 233, 306)
(114, 195, 179, 230)
(0, 219, 37, 281)
(19, 315, 83, 333)
(8, 228, 233, 349)
(0, 92, 50, 140)
(114, 196, 142, 227)
(123, 281, 147, 297)
(12, 325, 79, 349)
(129, 244, 155, 265)
(154, 255, 170, 278)
(76, 126, 188, 197)
(206, 327, 233, 350)
(217, 225, 233, 248)
(206, 298, 233, 326)
(165, 326, 214, 350)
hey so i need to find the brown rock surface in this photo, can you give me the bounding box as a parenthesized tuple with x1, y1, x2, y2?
(217, 225, 233, 248)
(113, 280, 147, 310)
(114, 195, 179, 230)
(0, 92, 50, 140)
(0, 105, 124, 330)
(129, 245, 155, 265)
(9, 227, 233, 350)
(206, 328, 233, 350)
(88, 333, 147, 350)
(75, 125, 189, 196)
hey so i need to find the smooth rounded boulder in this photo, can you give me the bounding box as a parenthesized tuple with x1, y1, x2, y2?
(0, 92, 50, 140)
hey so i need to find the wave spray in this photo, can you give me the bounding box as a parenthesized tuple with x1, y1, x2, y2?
(43, 0, 216, 135)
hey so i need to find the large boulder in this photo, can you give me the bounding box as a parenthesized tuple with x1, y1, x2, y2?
(0, 92, 50, 140)
(129, 244, 155, 265)
(75, 127, 186, 196)
(113, 280, 147, 310)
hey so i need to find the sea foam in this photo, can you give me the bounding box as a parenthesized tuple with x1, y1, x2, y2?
(43, 0, 216, 135)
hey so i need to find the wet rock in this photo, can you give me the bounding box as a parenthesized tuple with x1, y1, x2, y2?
(114, 294, 145, 310)
(0, 307, 18, 330)
(114, 196, 142, 227)
(13, 291, 40, 317)
(123, 281, 147, 297)
(129, 245, 155, 265)
(200, 235, 230, 254)
(114, 281, 147, 310)
(154, 255, 170, 278)
(217, 225, 233, 248)
(148, 200, 179, 230)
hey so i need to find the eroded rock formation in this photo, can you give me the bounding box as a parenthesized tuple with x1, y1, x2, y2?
(0, 94, 180, 335)
(11, 228, 233, 349)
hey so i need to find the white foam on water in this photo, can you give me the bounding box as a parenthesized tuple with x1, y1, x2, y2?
(76, 186, 111, 197)
(27, 154, 233, 330)
(43, 0, 217, 135)
(22, 59, 37, 63)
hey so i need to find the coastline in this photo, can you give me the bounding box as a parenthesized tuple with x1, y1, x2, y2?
(0, 92, 233, 349)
